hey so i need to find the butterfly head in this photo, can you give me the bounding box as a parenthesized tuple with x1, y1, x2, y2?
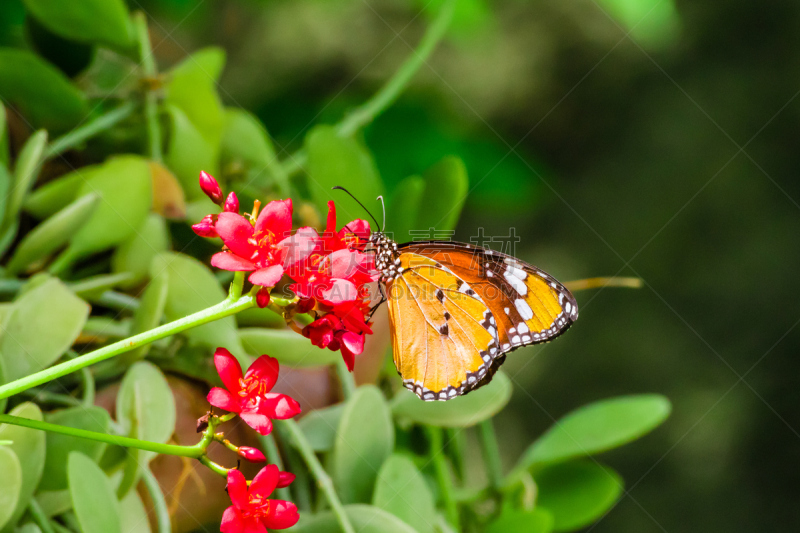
(368, 231, 401, 281)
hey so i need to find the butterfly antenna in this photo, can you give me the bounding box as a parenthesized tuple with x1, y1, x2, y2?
(331, 186, 382, 231)
(377, 195, 386, 232)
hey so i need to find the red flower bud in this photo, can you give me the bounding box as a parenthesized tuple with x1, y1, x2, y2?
(224, 192, 239, 213)
(237, 446, 267, 463)
(295, 298, 315, 314)
(199, 170, 223, 204)
(277, 470, 296, 488)
(192, 214, 218, 238)
(256, 288, 271, 309)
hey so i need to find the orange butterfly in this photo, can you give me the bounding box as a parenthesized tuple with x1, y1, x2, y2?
(339, 188, 579, 402)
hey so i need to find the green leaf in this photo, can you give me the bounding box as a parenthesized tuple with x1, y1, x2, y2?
(373, 454, 437, 532)
(122, 271, 169, 364)
(485, 508, 553, 533)
(386, 175, 424, 244)
(15, 524, 40, 533)
(150, 252, 243, 353)
(22, 0, 132, 51)
(68, 452, 121, 533)
(305, 125, 384, 223)
(519, 395, 671, 469)
(0, 358, 5, 414)
(7, 193, 100, 275)
(0, 277, 89, 381)
(415, 156, 468, 233)
(0, 105, 9, 168)
(0, 446, 21, 531)
(0, 49, 88, 132)
(536, 460, 623, 532)
(66, 155, 152, 259)
(220, 108, 281, 189)
(391, 371, 512, 428)
(239, 328, 339, 368)
(6, 130, 47, 231)
(111, 213, 170, 288)
(297, 403, 344, 452)
(332, 385, 394, 504)
(164, 105, 218, 199)
(0, 165, 10, 227)
(0, 403, 45, 531)
(23, 170, 82, 219)
(40, 406, 111, 491)
(35, 489, 72, 517)
(289, 504, 417, 533)
(69, 272, 134, 300)
(119, 488, 152, 533)
(236, 306, 285, 328)
(165, 48, 225, 150)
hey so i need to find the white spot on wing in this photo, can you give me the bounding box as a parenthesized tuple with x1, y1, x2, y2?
(504, 267, 528, 295)
(518, 323, 529, 334)
(515, 299, 534, 320)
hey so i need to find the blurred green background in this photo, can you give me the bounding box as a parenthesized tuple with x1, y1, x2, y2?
(3, 0, 799, 531)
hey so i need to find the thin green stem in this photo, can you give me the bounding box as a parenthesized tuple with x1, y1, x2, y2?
(280, 419, 355, 533)
(134, 11, 162, 162)
(142, 466, 171, 533)
(335, 358, 356, 400)
(230, 271, 245, 300)
(259, 432, 291, 501)
(80, 367, 95, 407)
(20, 388, 83, 407)
(280, 0, 457, 178)
(28, 497, 56, 533)
(428, 427, 459, 529)
(0, 413, 202, 457)
(0, 294, 255, 401)
(199, 455, 230, 476)
(45, 102, 137, 159)
(479, 419, 503, 491)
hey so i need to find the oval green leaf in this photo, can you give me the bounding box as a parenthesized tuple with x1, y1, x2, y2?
(332, 386, 394, 504)
(289, 504, 416, 533)
(386, 175, 424, 245)
(121, 271, 169, 364)
(0, 402, 45, 530)
(6, 130, 47, 230)
(391, 370, 512, 428)
(485, 508, 554, 533)
(297, 403, 345, 452)
(117, 361, 176, 447)
(536, 460, 623, 532)
(67, 155, 152, 258)
(22, 0, 132, 51)
(373, 454, 437, 532)
(0, 446, 22, 530)
(239, 328, 339, 368)
(0, 277, 89, 381)
(68, 452, 121, 533)
(111, 213, 170, 287)
(415, 156, 468, 233)
(23, 170, 83, 219)
(220, 108, 282, 189)
(165, 105, 218, 199)
(119, 489, 152, 533)
(520, 395, 671, 469)
(40, 406, 111, 491)
(7, 193, 100, 275)
(0, 49, 87, 132)
(305, 125, 384, 222)
(151, 252, 242, 353)
(35, 489, 72, 518)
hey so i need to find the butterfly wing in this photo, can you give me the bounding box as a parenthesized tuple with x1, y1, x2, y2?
(398, 241, 578, 357)
(387, 252, 500, 401)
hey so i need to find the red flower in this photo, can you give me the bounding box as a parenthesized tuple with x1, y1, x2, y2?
(221, 466, 299, 533)
(211, 199, 301, 287)
(200, 171, 224, 204)
(224, 192, 239, 214)
(207, 348, 301, 435)
(320, 200, 371, 253)
(192, 214, 218, 238)
(237, 446, 266, 463)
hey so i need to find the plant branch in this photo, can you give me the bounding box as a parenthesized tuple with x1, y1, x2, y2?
(134, 11, 163, 162)
(142, 466, 172, 533)
(45, 102, 137, 159)
(28, 497, 56, 533)
(0, 294, 255, 401)
(479, 419, 504, 491)
(280, 419, 355, 533)
(565, 276, 643, 291)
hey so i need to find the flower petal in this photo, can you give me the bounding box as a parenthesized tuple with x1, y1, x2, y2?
(243, 355, 279, 391)
(240, 411, 273, 435)
(261, 500, 300, 530)
(339, 218, 371, 242)
(255, 199, 292, 238)
(249, 464, 279, 500)
(248, 265, 284, 287)
(279, 227, 321, 272)
(207, 388, 240, 413)
(328, 250, 377, 284)
(220, 507, 246, 533)
(216, 212, 256, 259)
(277, 471, 296, 488)
(259, 393, 302, 420)
(214, 348, 243, 393)
(226, 469, 249, 509)
(211, 252, 256, 272)
(325, 200, 337, 236)
(320, 279, 358, 305)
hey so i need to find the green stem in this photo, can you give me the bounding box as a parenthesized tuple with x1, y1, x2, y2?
(28, 497, 56, 533)
(0, 413, 202, 457)
(0, 294, 255, 401)
(280, 419, 355, 533)
(479, 419, 503, 491)
(45, 102, 137, 159)
(428, 427, 459, 528)
(142, 466, 171, 533)
(279, 0, 457, 178)
(199, 455, 230, 476)
(259, 432, 291, 501)
(80, 367, 95, 407)
(335, 358, 356, 400)
(134, 11, 162, 162)
(20, 388, 82, 407)
(93, 290, 140, 312)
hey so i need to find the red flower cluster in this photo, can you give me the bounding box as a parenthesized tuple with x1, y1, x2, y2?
(192, 171, 378, 372)
(207, 348, 301, 435)
(222, 466, 298, 532)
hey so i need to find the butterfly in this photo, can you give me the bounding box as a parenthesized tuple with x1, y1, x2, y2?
(337, 188, 578, 402)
